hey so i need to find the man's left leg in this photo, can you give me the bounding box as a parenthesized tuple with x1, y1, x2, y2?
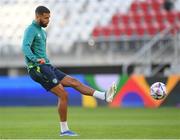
(61, 76, 117, 102)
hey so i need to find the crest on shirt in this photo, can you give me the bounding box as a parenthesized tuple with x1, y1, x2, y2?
(37, 34, 41, 38)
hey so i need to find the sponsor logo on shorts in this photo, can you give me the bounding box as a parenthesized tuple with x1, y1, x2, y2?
(52, 78, 58, 84)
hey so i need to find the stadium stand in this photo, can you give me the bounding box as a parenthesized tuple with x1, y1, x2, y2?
(0, 0, 130, 52)
(0, 0, 133, 54)
(0, 0, 179, 75)
(92, 0, 180, 38)
(1, 0, 179, 53)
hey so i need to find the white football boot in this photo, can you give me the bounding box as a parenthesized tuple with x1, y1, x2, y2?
(105, 82, 117, 102)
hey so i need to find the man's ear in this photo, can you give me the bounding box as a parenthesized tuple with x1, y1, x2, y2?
(35, 14, 40, 22)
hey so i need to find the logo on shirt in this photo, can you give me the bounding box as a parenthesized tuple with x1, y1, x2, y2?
(37, 34, 41, 38)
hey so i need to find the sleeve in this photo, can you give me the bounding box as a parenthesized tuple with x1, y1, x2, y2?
(22, 27, 37, 62)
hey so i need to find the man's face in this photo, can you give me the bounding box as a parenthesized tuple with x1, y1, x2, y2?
(37, 13, 50, 27)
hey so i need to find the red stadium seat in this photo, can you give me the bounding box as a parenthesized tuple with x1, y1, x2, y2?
(92, 26, 103, 37)
(147, 22, 159, 35)
(144, 10, 156, 23)
(125, 28, 134, 36)
(151, 1, 161, 12)
(132, 12, 144, 25)
(111, 14, 120, 26)
(121, 15, 131, 25)
(155, 10, 167, 24)
(166, 11, 178, 25)
(139, 2, 149, 12)
(136, 23, 148, 36)
(112, 26, 125, 37)
(125, 23, 136, 36)
(130, 1, 139, 12)
(101, 26, 113, 37)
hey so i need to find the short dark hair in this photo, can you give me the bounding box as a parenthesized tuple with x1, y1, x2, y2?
(35, 6, 50, 15)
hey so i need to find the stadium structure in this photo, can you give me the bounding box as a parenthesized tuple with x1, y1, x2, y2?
(0, 0, 179, 76)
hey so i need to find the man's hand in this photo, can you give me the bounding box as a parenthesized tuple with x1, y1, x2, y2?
(37, 58, 46, 64)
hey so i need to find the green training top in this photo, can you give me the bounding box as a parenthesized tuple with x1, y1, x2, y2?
(22, 20, 50, 69)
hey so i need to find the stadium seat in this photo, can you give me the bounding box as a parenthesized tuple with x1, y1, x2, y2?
(112, 26, 125, 37)
(155, 10, 167, 24)
(144, 10, 156, 23)
(151, 1, 161, 12)
(131, 12, 144, 25)
(136, 23, 147, 36)
(139, 2, 149, 12)
(147, 22, 159, 35)
(125, 23, 137, 36)
(111, 14, 120, 26)
(92, 26, 103, 38)
(130, 1, 139, 12)
(101, 26, 113, 37)
(166, 11, 178, 25)
(121, 15, 131, 25)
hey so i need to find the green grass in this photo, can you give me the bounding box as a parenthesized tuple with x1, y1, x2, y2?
(0, 107, 180, 139)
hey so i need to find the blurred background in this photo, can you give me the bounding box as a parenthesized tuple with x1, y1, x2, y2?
(0, 0, 180, 107)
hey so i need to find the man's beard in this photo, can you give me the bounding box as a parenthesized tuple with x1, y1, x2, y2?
(39, 20, 47, 27)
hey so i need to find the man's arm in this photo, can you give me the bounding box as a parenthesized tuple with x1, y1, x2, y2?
(22, 27, 38, 62)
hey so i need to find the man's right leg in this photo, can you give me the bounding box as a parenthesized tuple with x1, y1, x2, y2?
(50, 83, 68, 122)
(50, 83, 78, 136)
(29, 65, 78, 136)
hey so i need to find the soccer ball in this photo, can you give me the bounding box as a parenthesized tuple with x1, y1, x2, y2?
(150, 82, 167, 100)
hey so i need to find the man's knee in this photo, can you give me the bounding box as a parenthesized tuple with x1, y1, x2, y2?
(51, 84, 68, 100)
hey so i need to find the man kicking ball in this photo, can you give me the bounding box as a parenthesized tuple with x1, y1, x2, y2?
(22, 5, 117, 136)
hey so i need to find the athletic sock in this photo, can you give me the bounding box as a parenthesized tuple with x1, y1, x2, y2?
(93, 90, 105, 100)
(60, 121, 69, 133)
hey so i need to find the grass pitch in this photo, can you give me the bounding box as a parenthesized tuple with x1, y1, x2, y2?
(0, 107, 180, 139)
